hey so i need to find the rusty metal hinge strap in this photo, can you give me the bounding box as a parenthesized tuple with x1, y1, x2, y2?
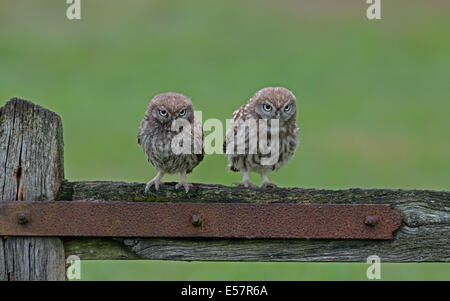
(0, 201, 402, 239)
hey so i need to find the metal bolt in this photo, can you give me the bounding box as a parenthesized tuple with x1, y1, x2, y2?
(191, 214, 202, 227)
(364, 216, 378, 227)
(17, 212, 28, 224)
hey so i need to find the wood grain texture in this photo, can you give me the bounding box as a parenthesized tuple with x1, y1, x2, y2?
(60, 181, 450, 262)
(0, 98, 65, 281)
(63, 238, 139, 260)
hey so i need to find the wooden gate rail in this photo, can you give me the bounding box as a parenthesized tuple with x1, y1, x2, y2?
(60, 181, 450, 262)
(1, 98, 449, 281)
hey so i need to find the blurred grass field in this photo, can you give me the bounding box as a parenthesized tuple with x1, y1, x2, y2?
(0, 0, 449, 280)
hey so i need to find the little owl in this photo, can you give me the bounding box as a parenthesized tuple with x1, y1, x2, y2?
(138, 92, 204, 193)
(224, 87, 299, 188)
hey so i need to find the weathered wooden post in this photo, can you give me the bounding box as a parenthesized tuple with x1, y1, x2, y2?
(0, 98, 65, 280)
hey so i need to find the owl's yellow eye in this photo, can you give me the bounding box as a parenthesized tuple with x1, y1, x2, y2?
(159, 109, 168, 117)
(263, 104, 272, 112)
(179, 109, 186, 117)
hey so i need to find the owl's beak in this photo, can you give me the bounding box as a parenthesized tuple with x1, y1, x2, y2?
(171, 115, 177, 121)
(275, 111, 281, 118)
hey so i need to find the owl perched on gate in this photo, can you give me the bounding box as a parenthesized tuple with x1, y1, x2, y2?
(138, 92, 204, 193)
(224, 87, 299, 188)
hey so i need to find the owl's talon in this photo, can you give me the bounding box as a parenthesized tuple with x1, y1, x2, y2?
(233, 181, 258, 189)
(261, 182, 278, 189)
(175, 182, 193, 193)
(145, 180, 163, 194)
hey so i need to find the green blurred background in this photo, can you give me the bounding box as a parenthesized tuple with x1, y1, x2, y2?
(0, 0, 448, 280)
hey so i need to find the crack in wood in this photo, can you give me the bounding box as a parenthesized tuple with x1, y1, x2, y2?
(14, 166, 22, 201)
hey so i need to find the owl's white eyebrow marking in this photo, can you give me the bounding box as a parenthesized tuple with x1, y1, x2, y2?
(263, 100, 275, 107)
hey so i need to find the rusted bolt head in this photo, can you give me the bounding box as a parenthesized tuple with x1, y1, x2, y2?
(191, 214, 202, 227)
(17, 212, 28, 225)
(364, 216, 378, 227)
